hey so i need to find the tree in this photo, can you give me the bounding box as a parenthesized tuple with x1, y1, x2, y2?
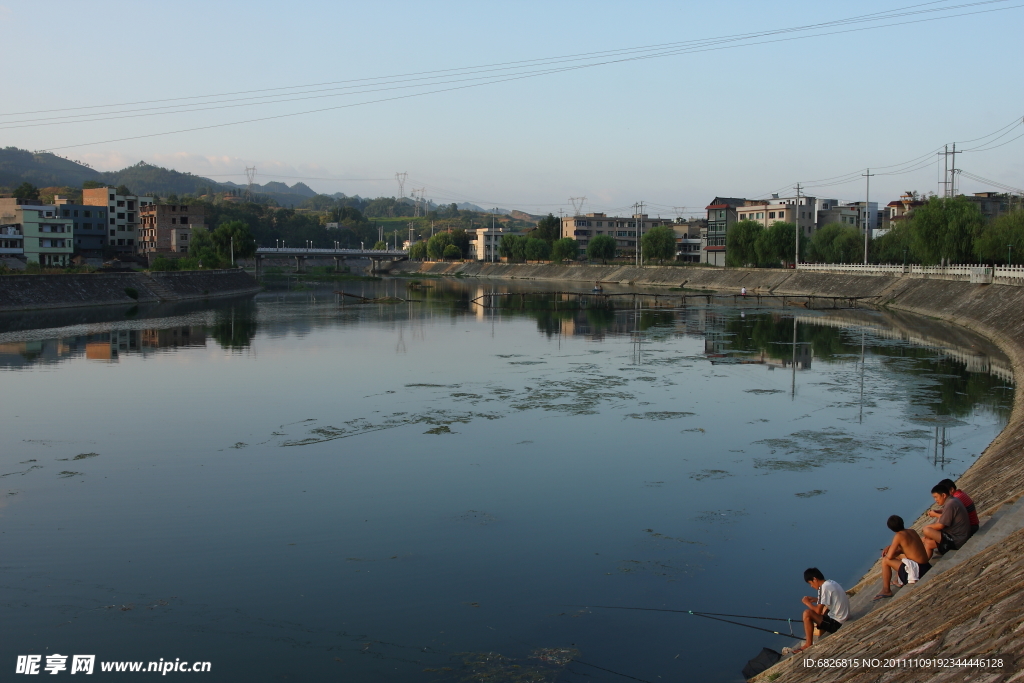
(872, 223, 915, 264)
(82, 180, 104, 190)
(13, 182, 39, 200)
(115, 184, 132, 196)
(499, 234, 522, 261)
(755, 221, 796, 267)
(907, 196, 985, 265)
(212, 220, 257, 260)
(408, 241, 427, 260)
(974, 209, 1024, 264)
(443, 244, 461, 260)
(373, 240, 387, 250)
(533, 214, 561, 244)
(586, 234, 616, 263)
(524, 237, 551, 261)
(725, 220, 763, 267)
(807, 223, 863, 263)
(641, 225, 676, 263)
(551, 237, 579, 263)
(427, 231, 453, 260)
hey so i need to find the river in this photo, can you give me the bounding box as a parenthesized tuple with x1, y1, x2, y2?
(0, 278, 1012, 682)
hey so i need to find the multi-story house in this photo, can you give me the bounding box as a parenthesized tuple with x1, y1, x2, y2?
(82, 187, 155, 255)
(54, 195, 109, 254)
(703, 198, 746, 266)
(0, 198, 74, 266)
(137, 203, 205, 257)
(560, 212, 674, 257)
(467, 225, 525, 261)
(736, 195, 818, 238)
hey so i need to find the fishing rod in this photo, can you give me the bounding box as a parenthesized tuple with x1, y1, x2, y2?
(587, 605, 796, 622)
(582, 605, 803, 639)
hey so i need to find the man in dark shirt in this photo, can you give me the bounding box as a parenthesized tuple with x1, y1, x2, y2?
(923, 483, 972, 558)
(930, 478, 979, 535)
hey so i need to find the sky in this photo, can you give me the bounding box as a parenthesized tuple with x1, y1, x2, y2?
(1, 0, 1022, 216)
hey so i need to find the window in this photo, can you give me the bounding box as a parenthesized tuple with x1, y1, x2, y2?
(769, 212, 775, 219)
(118, 225, 125, 231)
(110, 218, 115, 225)
(171, 217, 176, 224)
(127, 239, 134, 246)
(180, 205, 188, 211)
(84, 210, 91, 218)
(109, 194, 115, 201)
(63, 210, 70, 217)
(117, 200, 125, 207)
(127, 201, 134, 210)
(127, 213, 135, 222)
(170, 205, 177, 212)
(110, 230, 116, 236)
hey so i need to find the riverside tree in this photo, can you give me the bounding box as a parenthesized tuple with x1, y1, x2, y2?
(524, 237, 551, 262)
(442, 244, 462, 260)
(408, 241, 427, 260)
(755, 221, 797, 267)
(974, 209, 1024, 264)
(533, 214, 561, 244)
(807, 223, 862, 263)
(641, 225, 676, 263)
(586, 234, 616, 263)
(907, 196, 985, 265)
(550, 237, 579, 263)
(725, 220, 762, 267)
(427, 231, 454, 260)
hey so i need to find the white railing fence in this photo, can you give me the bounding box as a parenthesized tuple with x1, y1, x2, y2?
(797, 262, 1024, 283)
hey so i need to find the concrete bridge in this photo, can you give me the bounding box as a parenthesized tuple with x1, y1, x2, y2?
(254, 247, 408, 274)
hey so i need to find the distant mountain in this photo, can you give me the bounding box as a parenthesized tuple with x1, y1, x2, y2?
(0, 147, 103, 188)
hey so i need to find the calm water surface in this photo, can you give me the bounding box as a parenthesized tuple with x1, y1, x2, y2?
(0, 278, 1013, 682)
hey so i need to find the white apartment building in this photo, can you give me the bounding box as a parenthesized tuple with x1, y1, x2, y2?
(469, 226, 526, 261)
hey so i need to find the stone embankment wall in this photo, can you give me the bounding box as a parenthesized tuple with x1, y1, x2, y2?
(0, 269, 260, 312)
(394, 261, 1024, 681)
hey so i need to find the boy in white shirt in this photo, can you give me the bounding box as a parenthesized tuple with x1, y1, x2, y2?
(789, 567, 850, 654)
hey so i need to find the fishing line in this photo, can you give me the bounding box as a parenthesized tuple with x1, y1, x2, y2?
(569, 658, 658, 683)
(582, 605, 804, 639)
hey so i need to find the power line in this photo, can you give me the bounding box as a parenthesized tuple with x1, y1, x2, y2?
(41, 2, 1023, 150)
(0, 0, 984, 121)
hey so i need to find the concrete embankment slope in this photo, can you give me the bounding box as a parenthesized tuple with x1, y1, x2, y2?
(395, 262, 1024, 681)
(0, 269, 261, 312)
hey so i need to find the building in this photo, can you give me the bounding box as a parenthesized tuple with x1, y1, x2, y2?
(673, 218, 705, 263)
(82, 187, 155, 255)
(703, 198, 746, 266)
(137, 203, 204, 257)
(468, 225, 525, 261)
(816, 205, 862, 229)
(53, 195, 108, 254)
(560, 212, 675, 257)
(0, 198, 73, 266)
(1, 221, 23, 259)
(736, 195, 818, 237)
(881, 193, 926, 233)
(963, 192, 1013, 223)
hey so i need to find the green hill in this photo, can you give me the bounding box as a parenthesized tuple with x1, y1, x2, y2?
(0, 147, 326, 206)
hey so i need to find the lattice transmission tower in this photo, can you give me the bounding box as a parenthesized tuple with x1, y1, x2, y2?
(395, 172, 408, 198)
(569, 197, 587, 216)
(245, 166, 257, 202)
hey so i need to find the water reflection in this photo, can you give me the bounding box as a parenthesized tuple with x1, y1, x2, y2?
(0, 278, 1014, 683)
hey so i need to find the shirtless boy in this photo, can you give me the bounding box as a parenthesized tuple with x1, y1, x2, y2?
(874, 515, 931, 600)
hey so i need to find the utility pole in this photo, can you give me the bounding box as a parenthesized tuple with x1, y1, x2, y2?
(794, 184, 803, 266)
(949, 143, 959, 197)
(862, 169, 874, 264)
(634, 201, 645, 267)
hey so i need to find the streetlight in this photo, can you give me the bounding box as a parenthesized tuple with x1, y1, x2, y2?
(903, 247, 908, 269)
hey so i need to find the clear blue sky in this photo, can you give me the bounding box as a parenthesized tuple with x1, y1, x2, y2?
(2, 0, 1021, 215)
